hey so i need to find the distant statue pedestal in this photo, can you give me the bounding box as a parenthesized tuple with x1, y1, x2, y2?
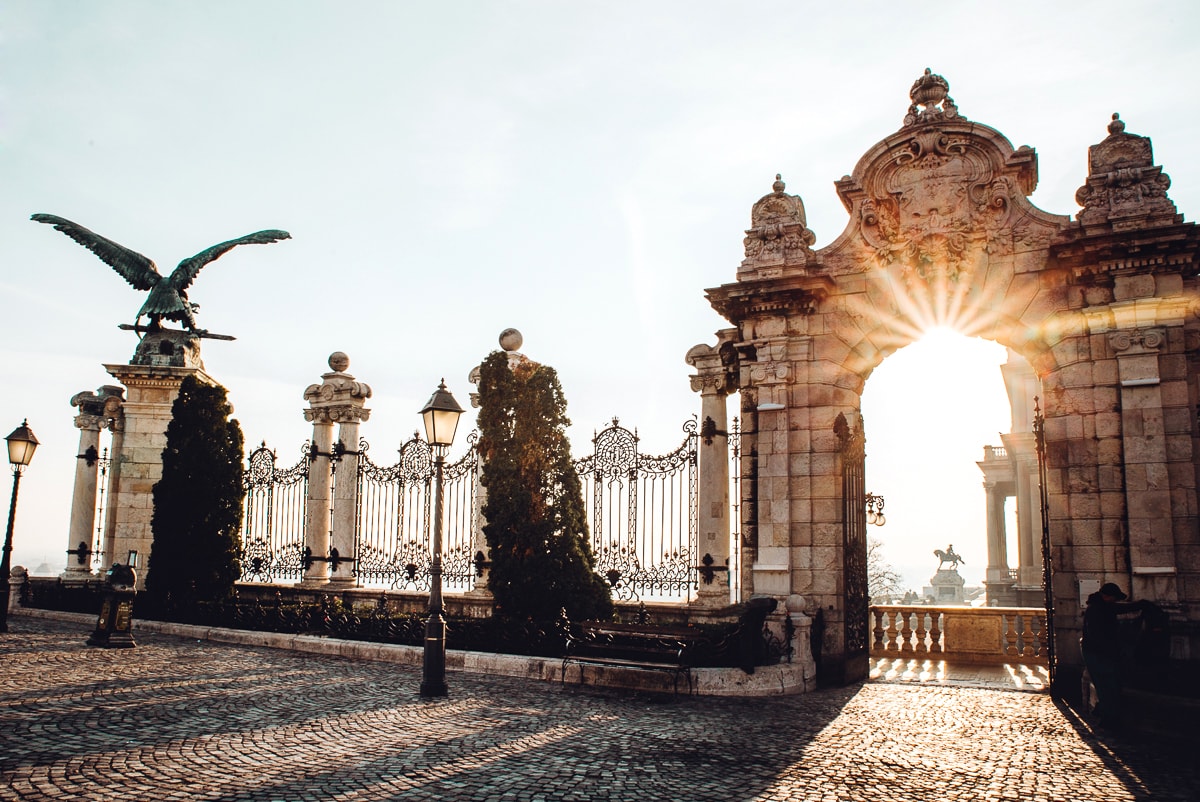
(924, 568, 966, 605)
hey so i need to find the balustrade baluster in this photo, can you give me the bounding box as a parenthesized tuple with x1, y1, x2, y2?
(928, 611, 942, 653)
(872, 609, 885, 652)
(899, 609, 914, 653)
(1019, 614, 1034, 658)
(884, 611, 899, 652)
(914, 612, 928, 654)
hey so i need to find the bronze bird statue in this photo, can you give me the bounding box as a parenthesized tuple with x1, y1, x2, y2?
(32, 213, 290, 335)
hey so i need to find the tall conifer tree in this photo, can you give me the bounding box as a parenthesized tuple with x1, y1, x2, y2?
(477, 351, 613, 621)
(145, 375, 244, 606)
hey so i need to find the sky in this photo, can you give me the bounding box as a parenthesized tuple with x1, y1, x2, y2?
(3, 2, 1199, 592)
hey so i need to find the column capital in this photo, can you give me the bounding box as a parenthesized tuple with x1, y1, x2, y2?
(304, 352, 371, 422)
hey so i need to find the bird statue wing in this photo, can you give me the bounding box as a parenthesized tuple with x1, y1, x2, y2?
(31, 213, 160, 291)
(170, 229, 291, 291)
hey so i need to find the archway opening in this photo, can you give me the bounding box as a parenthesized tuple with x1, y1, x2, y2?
(860, 327, 1023, 604)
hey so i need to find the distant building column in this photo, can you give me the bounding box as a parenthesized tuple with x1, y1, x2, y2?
(686, 332, 738, 607)
(302, 352, 372, 588)
(982, 479, 1010, 584)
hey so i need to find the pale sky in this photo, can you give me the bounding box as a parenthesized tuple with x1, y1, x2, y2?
(3, 2, 1199, 590)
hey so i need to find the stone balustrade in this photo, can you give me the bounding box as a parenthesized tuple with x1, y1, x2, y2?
(870, 605, 1048, 664)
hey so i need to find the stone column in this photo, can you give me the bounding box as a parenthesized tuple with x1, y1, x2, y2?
(686, 333, 737, 606)
(301, 413, 334, 586)
(1012, 444, 1043, 589)
(982, 480, 1009, 585)
(302, 352, 371, 588)
(329, 415, 366, 587)
(62, 390, 111, 579)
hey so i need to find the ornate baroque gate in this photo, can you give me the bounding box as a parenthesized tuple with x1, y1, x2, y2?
(694, 68, 1200, 685)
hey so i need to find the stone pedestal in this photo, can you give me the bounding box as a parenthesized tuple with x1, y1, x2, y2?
(103, 362, 212, 589)
(924, 568, 966, 605)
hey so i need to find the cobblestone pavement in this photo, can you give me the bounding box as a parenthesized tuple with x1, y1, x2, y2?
(2, 618, 1195, 802)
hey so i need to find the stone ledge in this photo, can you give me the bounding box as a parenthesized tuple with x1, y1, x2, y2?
(14, 608, 815, 697)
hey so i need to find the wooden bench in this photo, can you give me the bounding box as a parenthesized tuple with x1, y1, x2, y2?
(562, 621, 705, 694)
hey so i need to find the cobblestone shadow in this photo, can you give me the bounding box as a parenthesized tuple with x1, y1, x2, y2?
(3, 618, 1197, 801)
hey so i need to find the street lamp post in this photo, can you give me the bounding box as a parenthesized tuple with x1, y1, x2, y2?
(1, 420, 39, 634)
(418, 380, 464, 697)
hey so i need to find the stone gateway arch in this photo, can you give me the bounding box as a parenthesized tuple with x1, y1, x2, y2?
(688, 69, 1199, 687)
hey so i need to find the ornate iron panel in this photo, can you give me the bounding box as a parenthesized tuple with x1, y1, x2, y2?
(240, 443, 309, 583)
(354, 433, 479, 591)
(575, 418, 698, 602)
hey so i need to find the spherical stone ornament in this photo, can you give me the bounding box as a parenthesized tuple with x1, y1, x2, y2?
(498, 328, 523, 352)
(328, 351, 350, 372)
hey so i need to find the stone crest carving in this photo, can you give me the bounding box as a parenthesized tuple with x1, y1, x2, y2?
(829, 70, 1049, 286)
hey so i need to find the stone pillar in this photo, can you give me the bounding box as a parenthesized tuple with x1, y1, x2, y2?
(302, 352, 371, 588)
(329, 417, 365, 587)
(1012, 444, 1043, 589)
(982, 480, 1009, 586)
(301, 415, 334, 585)
(63, 390, 113, 579)
(104, 358, 210, 589)
(686, 333, 737, 606)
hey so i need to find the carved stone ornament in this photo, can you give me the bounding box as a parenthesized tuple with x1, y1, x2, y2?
(71, 385, 125, 429)
(1108, 327, 1165, 355)
(739, 174, 818, 279)
(826, 70, 1052, 287)
(1074, 114, 1179, 232)
(130, 329, 205, 369)
(902, 68, 960, 128)
(303, 351, 372, 419)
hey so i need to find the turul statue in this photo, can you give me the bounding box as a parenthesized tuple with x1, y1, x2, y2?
(32, 213, 290, 338)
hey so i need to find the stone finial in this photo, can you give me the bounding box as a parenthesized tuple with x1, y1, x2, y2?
(772, 174, 786, 193)
(1108, 112, 1125, 135)
(328, 351, 350, 373)
(499, 328, 523, 352)
(902, 67, 960, 127)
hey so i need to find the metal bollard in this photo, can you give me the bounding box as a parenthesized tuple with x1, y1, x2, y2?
(86, 563, 137, 649)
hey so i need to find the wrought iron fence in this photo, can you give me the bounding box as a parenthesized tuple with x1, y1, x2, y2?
(239, 443, 309, 583)
(90, 447, 111, 572)
(354, 434, 479, 591)
(576, 418, 699, 602)
(240, 419, 702, 602)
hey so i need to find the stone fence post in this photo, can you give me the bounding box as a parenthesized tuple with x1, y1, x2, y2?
(302, 352, 371, 587)
(686, 331, 738, 607)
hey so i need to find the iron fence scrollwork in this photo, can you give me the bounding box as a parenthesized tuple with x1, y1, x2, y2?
(576, 418, 699, 602)
(239, 442, 310, 583)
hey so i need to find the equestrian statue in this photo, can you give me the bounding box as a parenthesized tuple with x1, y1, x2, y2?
(933, 544, 965, 571)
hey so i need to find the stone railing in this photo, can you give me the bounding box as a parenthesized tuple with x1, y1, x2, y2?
(869, 605, 1048, 664)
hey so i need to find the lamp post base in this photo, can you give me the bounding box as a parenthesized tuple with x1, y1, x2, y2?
(420, 613, 448, 697)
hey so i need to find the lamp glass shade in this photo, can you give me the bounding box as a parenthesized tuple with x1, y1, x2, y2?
(5, 419, 39, 467)
(419, 381, 464, 448)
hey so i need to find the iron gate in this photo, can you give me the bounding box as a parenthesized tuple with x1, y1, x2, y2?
(836, 412, 870, 664)
(240, 443, 309, 583)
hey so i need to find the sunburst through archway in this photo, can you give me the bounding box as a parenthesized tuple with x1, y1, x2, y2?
(860, 326, 1013, 597)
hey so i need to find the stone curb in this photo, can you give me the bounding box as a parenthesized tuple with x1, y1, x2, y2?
(14, 607, 814, 697)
